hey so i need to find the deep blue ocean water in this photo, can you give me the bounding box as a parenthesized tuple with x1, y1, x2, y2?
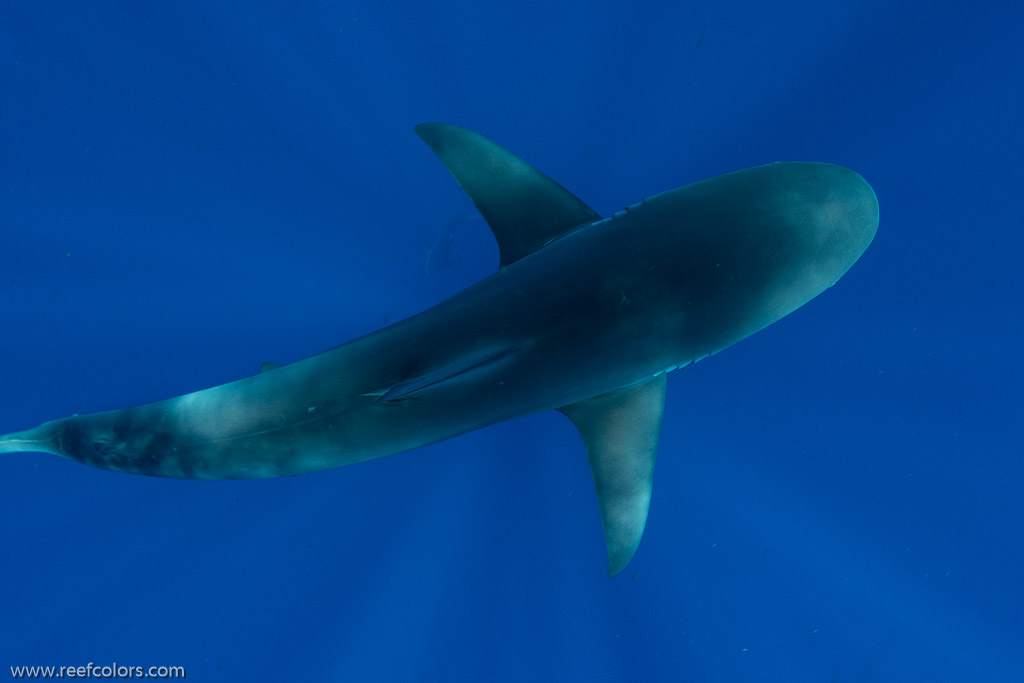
(1, 1, 1021, 681)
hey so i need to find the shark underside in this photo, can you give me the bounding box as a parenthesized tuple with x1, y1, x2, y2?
(0, 123, 878, 575)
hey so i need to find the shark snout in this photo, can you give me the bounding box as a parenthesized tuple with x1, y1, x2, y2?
(818, 164, 879, 270)
(753, 162, 879, 321)
(773, 162, 878, 290)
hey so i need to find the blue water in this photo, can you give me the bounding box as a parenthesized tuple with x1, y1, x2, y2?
(1, 1, 1021, 681)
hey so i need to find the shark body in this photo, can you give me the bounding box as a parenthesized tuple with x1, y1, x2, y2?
(0, 123, 878, 574)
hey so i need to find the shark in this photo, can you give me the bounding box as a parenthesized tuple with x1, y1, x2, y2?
(0, 123, 878, 575)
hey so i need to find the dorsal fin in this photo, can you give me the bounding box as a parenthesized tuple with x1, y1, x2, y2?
(260, 361, 281, 373)
(415, 123, 601, 267)
(558, 374, 666, 576)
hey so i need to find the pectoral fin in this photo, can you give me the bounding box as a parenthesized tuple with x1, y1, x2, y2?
(371, 347, 515, 403)
(415, 122, 600, 267)
(559, 374, 666, 576)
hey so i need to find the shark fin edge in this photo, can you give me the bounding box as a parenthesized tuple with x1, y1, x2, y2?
(415, 122, 600, 267)
(559, 373, 666, 576)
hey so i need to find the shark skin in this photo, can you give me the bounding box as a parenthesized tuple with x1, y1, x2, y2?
(0, 123, 878, 575)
